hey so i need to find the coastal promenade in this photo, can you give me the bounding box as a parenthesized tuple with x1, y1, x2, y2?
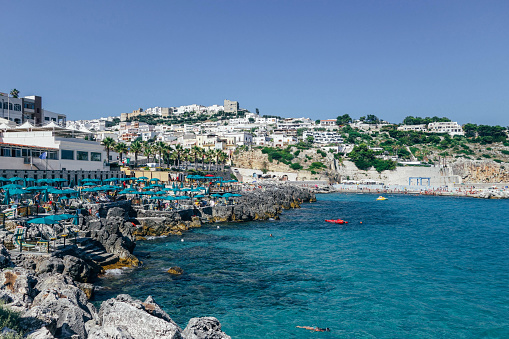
(332, 183, 509, 199)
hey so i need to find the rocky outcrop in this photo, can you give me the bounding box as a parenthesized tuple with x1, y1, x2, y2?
(87, 294, 183, 339)
(11, 246, 102, 283)
(23, 274, 98, 338)
(202, 184, 315, 222)
(0, 267, 231, 339)
(183, 317, 231, 339)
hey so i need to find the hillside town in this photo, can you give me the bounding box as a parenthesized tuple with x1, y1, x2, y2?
(1, 90, 509, 187)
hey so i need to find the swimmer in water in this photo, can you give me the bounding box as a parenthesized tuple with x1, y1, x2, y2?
(296, 326, 330, 332)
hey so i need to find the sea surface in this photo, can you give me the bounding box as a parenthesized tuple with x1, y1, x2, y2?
(95, 193, 509, 338)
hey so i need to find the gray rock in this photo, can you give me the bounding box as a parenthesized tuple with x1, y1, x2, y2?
(1, 327, 18, 336)
(35, 258, 65, 276)
(26, 326, 56, 339)
(0, 245, 13, 269)
(107, 207, 128, 219)
(89, 294, 182, 339)
(0, 267, 38, 308)
(28, 274, 98, 338)
(182, 317, 231, 339)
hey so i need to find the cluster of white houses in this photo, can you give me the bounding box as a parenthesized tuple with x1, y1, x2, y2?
(1, 90, 475, 174)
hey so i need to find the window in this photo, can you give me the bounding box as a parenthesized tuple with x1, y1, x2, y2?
(14, 104, 21, 111)
(91, 152, 101, 161)
(61, 150, 74, 160)
(2, 148, 11, 157)
(77, 151, 88, 161)
(45, 117, 50, 121)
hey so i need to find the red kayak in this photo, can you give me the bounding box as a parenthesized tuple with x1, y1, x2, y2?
(325, 219, 348, 224)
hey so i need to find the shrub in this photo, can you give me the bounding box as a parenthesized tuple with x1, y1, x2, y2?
(0, 303, 24, 337)
(293, 150, 300, 157)
(317, 150, 326, 157)
(290, 163, 303, 170)
(494, 159, 503, 163)
(501, 150, 509, 155)
(308, 162, 327, 171)
(482, 154, 491, 158)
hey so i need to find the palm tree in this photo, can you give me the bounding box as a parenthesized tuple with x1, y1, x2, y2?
(205, 149, 215, 171)
(183, 148, 191, 170)
(143, 143, 153, 163)
(10, 89, 19, 98)
(162, 144, 177, 168)
(190, 146, 202, 170)
(130, 140, 143, 167)
(101, 137, 116, 164)
(217, 150, 228, 171)
(114, 142, 128, 165)
(155, 141, 167, 167)
(214, 149, 225, 171)
(174, 144, 184, 168)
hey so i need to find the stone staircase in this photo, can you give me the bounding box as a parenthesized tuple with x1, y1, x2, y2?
(76, 238, 118, 267)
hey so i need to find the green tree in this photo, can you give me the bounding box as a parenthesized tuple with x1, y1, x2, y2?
(154, 141, 167, 167)
(348, 144, 375, 170)
(129, 140, 143, 167)
(142, 142, 153, 163)
(101, 137, 116, 164)
(114, 142, 128, 165)
(174, 144, 184, 168)
(336, 114, 352, 125)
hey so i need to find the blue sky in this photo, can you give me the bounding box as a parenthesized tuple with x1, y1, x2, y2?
(3, 0, 508, 125)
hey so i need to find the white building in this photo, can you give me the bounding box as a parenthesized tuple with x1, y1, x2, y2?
(427, 122, 464, 136)
(303, 131, 344, 144)
(0, 124, 111, 171)
(397, 124, 427, 132)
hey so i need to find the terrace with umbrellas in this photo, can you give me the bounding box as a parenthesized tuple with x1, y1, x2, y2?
(0, 174, 242, 254)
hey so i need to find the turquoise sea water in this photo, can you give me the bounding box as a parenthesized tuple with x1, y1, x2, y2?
(95, 194, 509, 338)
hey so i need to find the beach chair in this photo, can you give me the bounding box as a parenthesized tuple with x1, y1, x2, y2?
(13, 227, 36, 252)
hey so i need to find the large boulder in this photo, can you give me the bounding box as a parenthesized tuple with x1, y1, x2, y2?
(88, 294, 182, 339)
(182, 317, 231, 339)
(23, 274, 98, 338)
(0, 267, 38, 308)
(0, 244, 13, 269)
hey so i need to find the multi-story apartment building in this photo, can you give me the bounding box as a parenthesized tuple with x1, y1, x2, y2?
(303, 131, 344, 144)
(427, 122, 464, 136)
(0, 92, 66, 126)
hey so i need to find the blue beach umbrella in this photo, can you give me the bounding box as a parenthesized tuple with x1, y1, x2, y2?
(8, 177, 23, 182)
(0, 177, 7, 182)
(2, 184, 22, 190)
(26, 216, 59, 225)
(3, 190, 10, 205)
(9, 188, 26, 196)
(47, 214, 75, 221)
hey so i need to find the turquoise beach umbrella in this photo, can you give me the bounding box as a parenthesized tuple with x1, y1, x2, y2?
(9, 188, 26, 196)
(2, 184, 22, 190)
(3, 190, 10, 204)
(26, 216, 59, 225)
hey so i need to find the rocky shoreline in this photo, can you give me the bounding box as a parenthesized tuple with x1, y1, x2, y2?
(0, 184, 315, 338)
